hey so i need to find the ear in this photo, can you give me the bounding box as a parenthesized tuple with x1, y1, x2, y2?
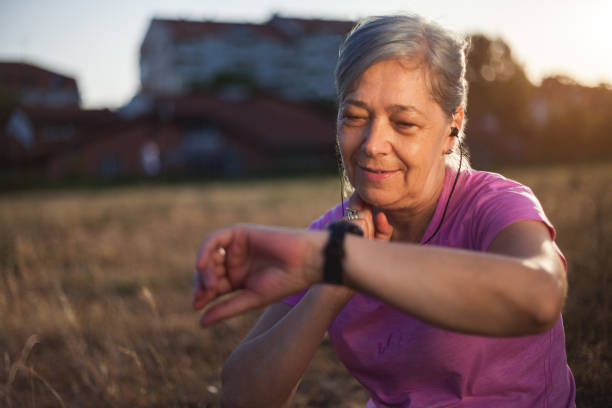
(452, 106, 464, 131)
(443, 107, 464, 153)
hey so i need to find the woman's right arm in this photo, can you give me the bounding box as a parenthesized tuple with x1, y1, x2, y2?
(220, 284, 353, 408)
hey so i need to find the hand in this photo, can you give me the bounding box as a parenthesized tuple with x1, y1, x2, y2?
(192, 225, 324, 326)
(344, 193, 394, 242)
(308, 193, 393, 308)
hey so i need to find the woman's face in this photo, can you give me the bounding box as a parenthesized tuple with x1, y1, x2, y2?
(338, 58, 459, 212)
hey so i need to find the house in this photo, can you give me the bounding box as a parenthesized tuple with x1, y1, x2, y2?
(0, 61, 80, 108)
(2, 18, 347, 184)
(2, 105, 118, 171)
(48, 92, 338, 180)
(139, 15, 354, 102)
(152, 92, 337, 174)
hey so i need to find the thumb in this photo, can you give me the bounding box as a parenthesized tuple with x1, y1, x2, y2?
(373, 210, 393, 241)
(200, 291, 263, 327)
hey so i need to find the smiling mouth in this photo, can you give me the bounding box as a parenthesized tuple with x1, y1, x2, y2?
(358, 166, 399, 180)
(360, 166, 397, 173)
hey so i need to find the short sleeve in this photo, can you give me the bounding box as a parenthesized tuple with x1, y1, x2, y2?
(471, 178, 566, 268)
(280, 202, 346, 306)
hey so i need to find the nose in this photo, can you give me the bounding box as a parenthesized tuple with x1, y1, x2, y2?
(362, 117, 391, 156)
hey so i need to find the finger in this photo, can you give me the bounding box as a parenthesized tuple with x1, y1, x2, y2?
(200, 291, 264, 327)
(192, 269, 211, 306)
(349, 217, 373, 239)
(209, 275, 234, 297)
(212, 249, 227, 279)
(195, 228, 235, 272)
(346, 193, 378, 237)
(193, 275, 234, 311)
(212, 247, 226, 267)
(192, 287, 217, 310)
(195, 236, 231, 294)
(374, 211, 394, 241)
(192, 266, 217, 292)
(192, 270, 201, 292)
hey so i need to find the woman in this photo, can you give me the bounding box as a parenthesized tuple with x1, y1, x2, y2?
(193, 15, 575, 407)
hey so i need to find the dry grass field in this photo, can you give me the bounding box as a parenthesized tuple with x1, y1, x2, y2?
(1, 163, 611, 407)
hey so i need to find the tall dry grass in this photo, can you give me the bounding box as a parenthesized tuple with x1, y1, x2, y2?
(506, 163, 612, 406)
(0, 165, 610, 407)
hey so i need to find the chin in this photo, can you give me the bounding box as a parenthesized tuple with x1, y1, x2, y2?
(356, 188, 402, 210)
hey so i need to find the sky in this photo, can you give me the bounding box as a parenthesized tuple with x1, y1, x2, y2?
(1, 0, 611, 109)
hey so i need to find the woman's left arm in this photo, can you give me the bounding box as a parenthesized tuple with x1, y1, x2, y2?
(341, 219, 567, 336)
(195, 220, 566, 336)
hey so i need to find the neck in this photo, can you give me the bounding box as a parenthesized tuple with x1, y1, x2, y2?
(386, 167, 448, 243)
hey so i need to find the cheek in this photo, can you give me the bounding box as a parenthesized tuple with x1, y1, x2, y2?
(338, 131, 359, 166)
(393, 139, 423, 167)
(338, 135, 363, 187)
(394, 138, 442, 176)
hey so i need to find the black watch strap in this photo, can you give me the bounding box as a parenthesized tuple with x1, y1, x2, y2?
(323, 220, 364, 285)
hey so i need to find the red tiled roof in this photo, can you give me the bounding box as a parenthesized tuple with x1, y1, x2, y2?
(152, 18, 285, 42)
(0, 61, 78, 92)
(155, 93, 337, 153)
(149, 15, 354, 43)
(269, 16, 355, 36)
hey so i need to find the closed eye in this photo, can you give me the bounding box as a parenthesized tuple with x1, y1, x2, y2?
(342, 115, 368, 126)
(394, 121, 417, 129)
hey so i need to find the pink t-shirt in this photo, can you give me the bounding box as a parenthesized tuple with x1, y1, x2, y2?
(283, 168, 575, 408)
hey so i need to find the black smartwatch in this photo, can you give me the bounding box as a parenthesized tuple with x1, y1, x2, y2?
(323, 220, 364, 285)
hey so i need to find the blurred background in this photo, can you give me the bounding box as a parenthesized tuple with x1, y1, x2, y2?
(2, 0, 612, 184)
(1, 1, 610, 407)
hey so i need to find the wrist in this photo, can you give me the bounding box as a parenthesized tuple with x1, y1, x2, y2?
(301, 231, 327, 285)
(323, 221, 364, 285)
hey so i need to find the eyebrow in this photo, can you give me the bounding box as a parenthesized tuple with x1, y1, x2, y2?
(387, 104, 424, 116)
(343, 99, 425, 116)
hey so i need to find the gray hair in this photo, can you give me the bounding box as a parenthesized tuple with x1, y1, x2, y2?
(335, 14, 470, 169)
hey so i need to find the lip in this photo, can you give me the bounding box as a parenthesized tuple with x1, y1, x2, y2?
(358, 166, 399, 181)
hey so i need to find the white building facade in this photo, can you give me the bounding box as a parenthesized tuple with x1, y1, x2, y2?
(139, 16, 354, 101)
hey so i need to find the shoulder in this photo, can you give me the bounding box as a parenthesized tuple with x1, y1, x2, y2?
(461, 169, 535, 198)
(453, 169, 555, 251)
(457, 169, 543, 213)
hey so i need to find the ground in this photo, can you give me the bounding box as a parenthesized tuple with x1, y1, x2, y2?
(1, 163, 610, 407)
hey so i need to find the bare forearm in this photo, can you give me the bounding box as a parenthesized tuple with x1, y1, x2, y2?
(221, 287, 349, 407)
(340, 236, 565, 336)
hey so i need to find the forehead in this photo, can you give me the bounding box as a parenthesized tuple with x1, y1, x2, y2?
(344, 59, 438, 113)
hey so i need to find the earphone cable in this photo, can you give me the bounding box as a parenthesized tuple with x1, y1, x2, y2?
(422, 142, 463, 245)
